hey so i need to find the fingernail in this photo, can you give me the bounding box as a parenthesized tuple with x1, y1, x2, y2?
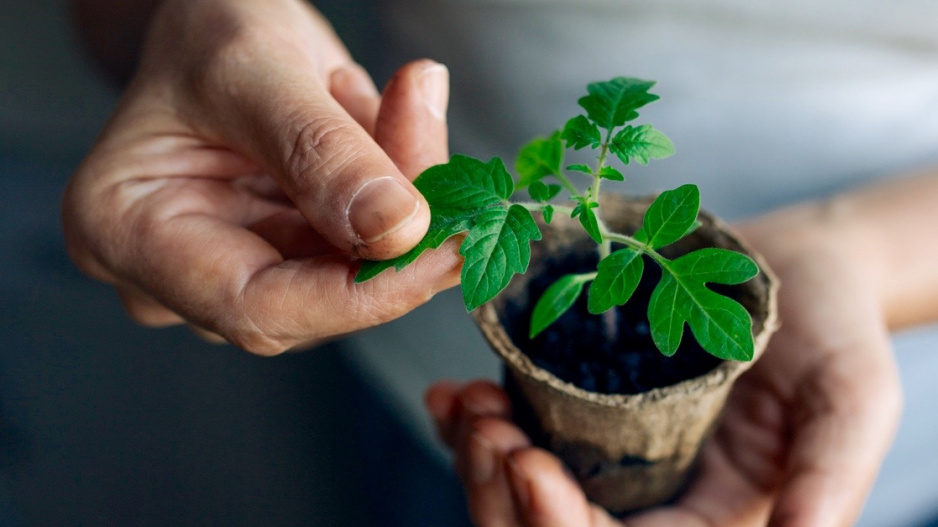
(468, 433, 496, 484)
(347, 177, 420, 243)
(507, 455, 532, 510)
(420, 63, 449, 122)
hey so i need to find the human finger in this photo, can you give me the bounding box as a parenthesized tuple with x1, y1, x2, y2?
(506, 447, 620, 527)
(330, 63, 381, 136)
(186, 36, 441, 261)
(458, 417, 530, 527)
(451, 381, 512, 452)
(115, 284, 184, 327)
(375, 59, 450, 179)
(426, 381, 511, 446)
(425, 380, 463, 445)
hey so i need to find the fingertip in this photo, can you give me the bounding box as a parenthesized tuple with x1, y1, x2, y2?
(458, 380, 511, 418)
(330, 62, 380, 135)
(508, 448, 591, 524)
(346, 175, 431, 259)
(425, 380, 461, 421)
(376, 59, 450, 179)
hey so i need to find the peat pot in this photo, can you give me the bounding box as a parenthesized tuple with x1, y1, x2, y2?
(473, 193, 779, 514)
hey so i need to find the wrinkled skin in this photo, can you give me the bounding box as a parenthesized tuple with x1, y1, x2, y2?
(64, 0, 461, 354)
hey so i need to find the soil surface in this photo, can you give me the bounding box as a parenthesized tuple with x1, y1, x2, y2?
(502, 251, 724, 394)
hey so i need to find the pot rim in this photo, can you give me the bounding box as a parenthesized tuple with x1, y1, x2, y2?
(472, 197, 780, 410)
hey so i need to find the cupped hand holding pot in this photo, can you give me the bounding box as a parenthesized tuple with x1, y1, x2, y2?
(63, 0, 461, 354)
(427, 196, 913, 526)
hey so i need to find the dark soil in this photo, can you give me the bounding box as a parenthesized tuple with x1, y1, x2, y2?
(502, 251, 724, 395)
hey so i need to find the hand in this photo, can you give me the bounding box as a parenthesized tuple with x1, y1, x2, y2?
(63, 0, 460, 354)
(426, 209, 902, 526)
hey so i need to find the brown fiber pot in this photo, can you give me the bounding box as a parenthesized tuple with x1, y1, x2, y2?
(473, 193, 779, 514)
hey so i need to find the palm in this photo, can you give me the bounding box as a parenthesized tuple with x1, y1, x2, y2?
(624, 240, 900, 526)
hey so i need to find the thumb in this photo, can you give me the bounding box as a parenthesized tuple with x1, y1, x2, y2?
(212, 57, 438, 260)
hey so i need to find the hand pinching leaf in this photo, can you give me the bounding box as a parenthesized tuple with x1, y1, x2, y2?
(355, 155, 515, 282)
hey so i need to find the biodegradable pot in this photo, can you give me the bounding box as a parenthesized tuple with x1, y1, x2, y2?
(473, 193, 779, 514)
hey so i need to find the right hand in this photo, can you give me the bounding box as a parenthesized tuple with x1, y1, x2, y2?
(427, 210, 903, 527)
(63, 0, 460, 354)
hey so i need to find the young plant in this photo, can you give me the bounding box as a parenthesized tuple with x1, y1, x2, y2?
(356, 77, 758, 361)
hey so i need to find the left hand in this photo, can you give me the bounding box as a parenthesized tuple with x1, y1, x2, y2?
(425, 208, 903, 526)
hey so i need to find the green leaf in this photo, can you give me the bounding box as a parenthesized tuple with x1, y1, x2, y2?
(671, 248, 758, 285)
(543, 205, 554, 224)
(530, 274, 590, 338)
(683, 220, 702, 238)
(355, 155, 514, 283)
(417, 155, 514, 211)
(640, 184, 700, 249)
(460, 204, 542, 311)
(648, 273, 684, 356)
(565, 163, 592, 175)
(529, 181, 562, 202)
(572, 201, 602, 244)
(561, 115, 602, 150)
(610, 124, 675, 165)
(599, 166, 625, 181)
(516, 132, 563, 187)
(577, 78, 659, 131)
(355, 213, 471, 282)
(588, 249, 644, 314)
(647, 249, 757, 361)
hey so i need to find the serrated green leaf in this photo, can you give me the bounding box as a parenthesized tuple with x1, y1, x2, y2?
(588, 249, 644, 314)
(417, 155, 514, 212)
(648, 249, 757, 361)
(530, 274, 591, 338)
(599, 166, 624, 181)
(542, 205, 554, 224)
(356, 155, 514, 283)
(610, 124, 675, 165)
(566, 164, 592, 175)
(460, 204, 542, 311)
(641, 184, 700, 249)
(577, 78, 659, 131)
(354, 213, 471, 282)
(529, 181, 562, 202)
(516, 132, 563, 187)
(561, 115, 602, 150)
(572, 202, 602, 244)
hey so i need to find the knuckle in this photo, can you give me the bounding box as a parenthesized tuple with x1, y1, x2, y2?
(224, 296, 298, 357)
(121, 299, 181, 328)
(284, 115, 366, 193)
(182, 18, 274, 105)
(225, 324, 292, 357)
